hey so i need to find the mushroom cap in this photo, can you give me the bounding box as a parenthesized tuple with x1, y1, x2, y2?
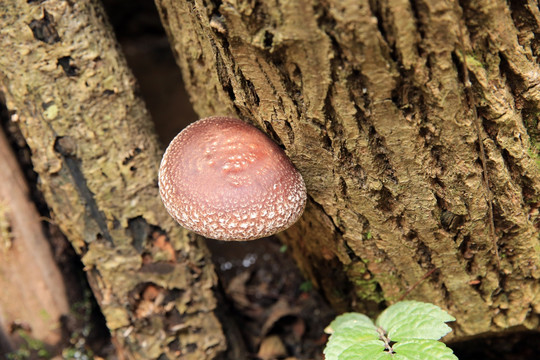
(158, 116, 306, 241)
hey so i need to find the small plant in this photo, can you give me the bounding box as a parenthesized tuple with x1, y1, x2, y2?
(324, 301, 458, 359)
(7, 330, 50, 359)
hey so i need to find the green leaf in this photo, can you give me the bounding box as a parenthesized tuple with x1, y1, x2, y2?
(377, 301, 455, 328)
(387, 316, 453, 341)
(393, 339, 458, 360)
(326, 313, 377, 334)
(337, 340, 390, 360)
(300, 280, 313, 292)
(376, 301, 455, 341)
(324, 319, 381, 360)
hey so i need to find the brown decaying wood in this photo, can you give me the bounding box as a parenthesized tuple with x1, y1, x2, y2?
(0, 1, 225, 359)
(0, 126, 69, 354)
(154, 0, 540, 339)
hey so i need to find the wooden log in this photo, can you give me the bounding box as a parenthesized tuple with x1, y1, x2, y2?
(154, 0, 540, 339)
(0, 125, 69, 356)
(0, 1, 226, 358)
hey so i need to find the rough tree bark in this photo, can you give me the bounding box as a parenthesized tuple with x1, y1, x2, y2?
(155, 0, 540, 339)
(0, 1, 226, 359)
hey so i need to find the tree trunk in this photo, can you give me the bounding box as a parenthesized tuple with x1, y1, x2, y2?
(0, 1, 225, 359)
(0, 124, 69, 355)
(155, 0, 540, 339)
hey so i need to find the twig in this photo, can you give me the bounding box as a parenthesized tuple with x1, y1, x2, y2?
(398, 267, 438, 302)
(376, 326, 394, 354)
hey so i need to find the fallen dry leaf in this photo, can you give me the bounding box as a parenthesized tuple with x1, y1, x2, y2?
(227, 270, 253, 309)
(261, 297, 300, 337)
(258, 335, 287, 360)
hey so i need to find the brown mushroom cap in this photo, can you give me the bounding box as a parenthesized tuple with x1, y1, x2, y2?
(158, 116, 306, 241)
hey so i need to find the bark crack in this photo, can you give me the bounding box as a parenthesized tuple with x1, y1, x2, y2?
(53, 136, 114, 244)
(458, 28, 501, 270)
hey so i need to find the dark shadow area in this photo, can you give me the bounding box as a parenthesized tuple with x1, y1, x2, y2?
(450, 330, 540, 360)
(0, 328, 14, 359)
(207, 237, 335, 360)
(101, 0, 198, 144)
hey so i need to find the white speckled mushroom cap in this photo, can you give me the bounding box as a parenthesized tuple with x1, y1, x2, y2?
(158, 116, 306, 241)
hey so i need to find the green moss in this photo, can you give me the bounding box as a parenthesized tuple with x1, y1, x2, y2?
(39, 309, 51, 321)
(465, 54, 485, 70)
(533, 242, 540, 256)
(347, 262, 385, 303)
(7, 331, 50, 360)
(526, 140, 540, 171)
(300, 280, 313, 292)
(354, 278, 385, 303)
(523, 111, 539, 135)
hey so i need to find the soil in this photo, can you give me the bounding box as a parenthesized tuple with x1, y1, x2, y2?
(207, 238, 335, 359)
